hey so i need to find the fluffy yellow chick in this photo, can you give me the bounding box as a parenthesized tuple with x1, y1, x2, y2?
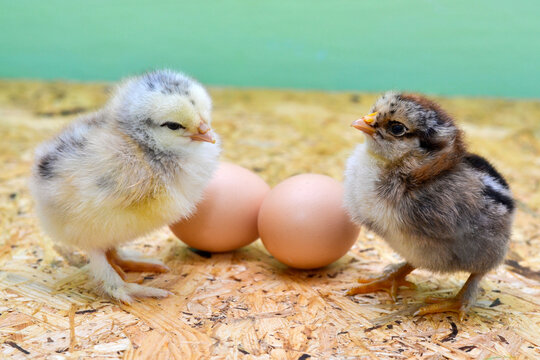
(30, 70, 220, 302)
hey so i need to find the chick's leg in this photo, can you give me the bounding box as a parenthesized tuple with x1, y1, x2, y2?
(105, 249, 128, 281)
(89, 250, 171, 303)
(106, 248, 169, 274)
(347, 262, 416, 301)
(414, 273, 483, 321)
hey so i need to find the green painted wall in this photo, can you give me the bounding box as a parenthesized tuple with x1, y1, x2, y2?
(1, 1, 539, 98)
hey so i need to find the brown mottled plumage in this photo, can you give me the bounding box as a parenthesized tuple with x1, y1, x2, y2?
(344, 92, 514, 319)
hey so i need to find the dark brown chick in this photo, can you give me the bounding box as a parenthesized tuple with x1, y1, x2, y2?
(343, 92, 515, 320)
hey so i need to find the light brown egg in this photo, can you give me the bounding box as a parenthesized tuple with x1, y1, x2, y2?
(170, 162, 270, 252)
(258, 174, 359, 269)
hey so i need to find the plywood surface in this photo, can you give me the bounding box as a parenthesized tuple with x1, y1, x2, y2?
(0, 81, 539, 359)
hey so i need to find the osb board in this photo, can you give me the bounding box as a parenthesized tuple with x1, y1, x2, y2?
(0, 80, 539, 359)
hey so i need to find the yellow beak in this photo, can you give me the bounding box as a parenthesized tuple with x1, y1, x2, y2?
(351, 112, 377, 136)
(190, 122, 216, 143)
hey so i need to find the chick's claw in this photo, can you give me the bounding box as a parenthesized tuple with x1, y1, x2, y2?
(347, 263, 416, 302)
(106, 249, 170, 275)
(414, 297, 468, 321)
(114, 258, 170, 274)
(424, 296, 455, 304)
(347, 275, 416, 301)
(106, 283, 172, 304)
(414, 273, 482, 321)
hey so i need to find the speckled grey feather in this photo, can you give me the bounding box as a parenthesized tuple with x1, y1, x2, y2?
(344, 92, 515, 314)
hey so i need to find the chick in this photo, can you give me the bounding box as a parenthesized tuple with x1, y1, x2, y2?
(344, 92, 514, 319)
(30, 70, 220, 303)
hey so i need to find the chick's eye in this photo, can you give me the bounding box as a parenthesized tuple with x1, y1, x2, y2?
(161, 122, 185, 131)
(389, 123, 407, 136)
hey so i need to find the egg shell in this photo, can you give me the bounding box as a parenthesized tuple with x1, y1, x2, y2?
(258, 174, 359, 269)
(170, 162, 270, 252)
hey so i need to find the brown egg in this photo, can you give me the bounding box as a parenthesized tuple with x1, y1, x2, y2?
(170, 162, 270, 252)
(258, 174, 359, 269)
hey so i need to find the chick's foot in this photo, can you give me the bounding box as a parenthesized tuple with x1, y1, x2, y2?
(347, 262, 415, 301)
(90, 250, 171, 303)
(104, 282, 171, 304)
(106, 248, 170, 276)
(414, 297, 468, 321)
(414, 273, 484, 321)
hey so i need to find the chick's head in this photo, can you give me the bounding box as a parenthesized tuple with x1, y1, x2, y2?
(110, 70, 216, 156)
(352, 92, 463, 163)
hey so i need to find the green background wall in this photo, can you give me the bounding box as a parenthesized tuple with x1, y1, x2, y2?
(1, 0, 539, 98)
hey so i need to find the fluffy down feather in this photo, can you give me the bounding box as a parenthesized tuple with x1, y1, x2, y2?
(30, 70, 220, 302)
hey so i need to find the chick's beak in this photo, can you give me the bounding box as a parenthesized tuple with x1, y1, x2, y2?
(190, 122, 216, 144)
(351, 112, 377, 136)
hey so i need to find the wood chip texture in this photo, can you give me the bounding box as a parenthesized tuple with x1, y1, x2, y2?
(0, 80, 539, 359)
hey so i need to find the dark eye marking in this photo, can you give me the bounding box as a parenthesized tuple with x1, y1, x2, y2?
(160, 121, 185, 130)
(387, 121, 407, 137)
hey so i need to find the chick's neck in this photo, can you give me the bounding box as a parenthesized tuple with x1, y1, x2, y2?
(366, 148, 391, 164)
